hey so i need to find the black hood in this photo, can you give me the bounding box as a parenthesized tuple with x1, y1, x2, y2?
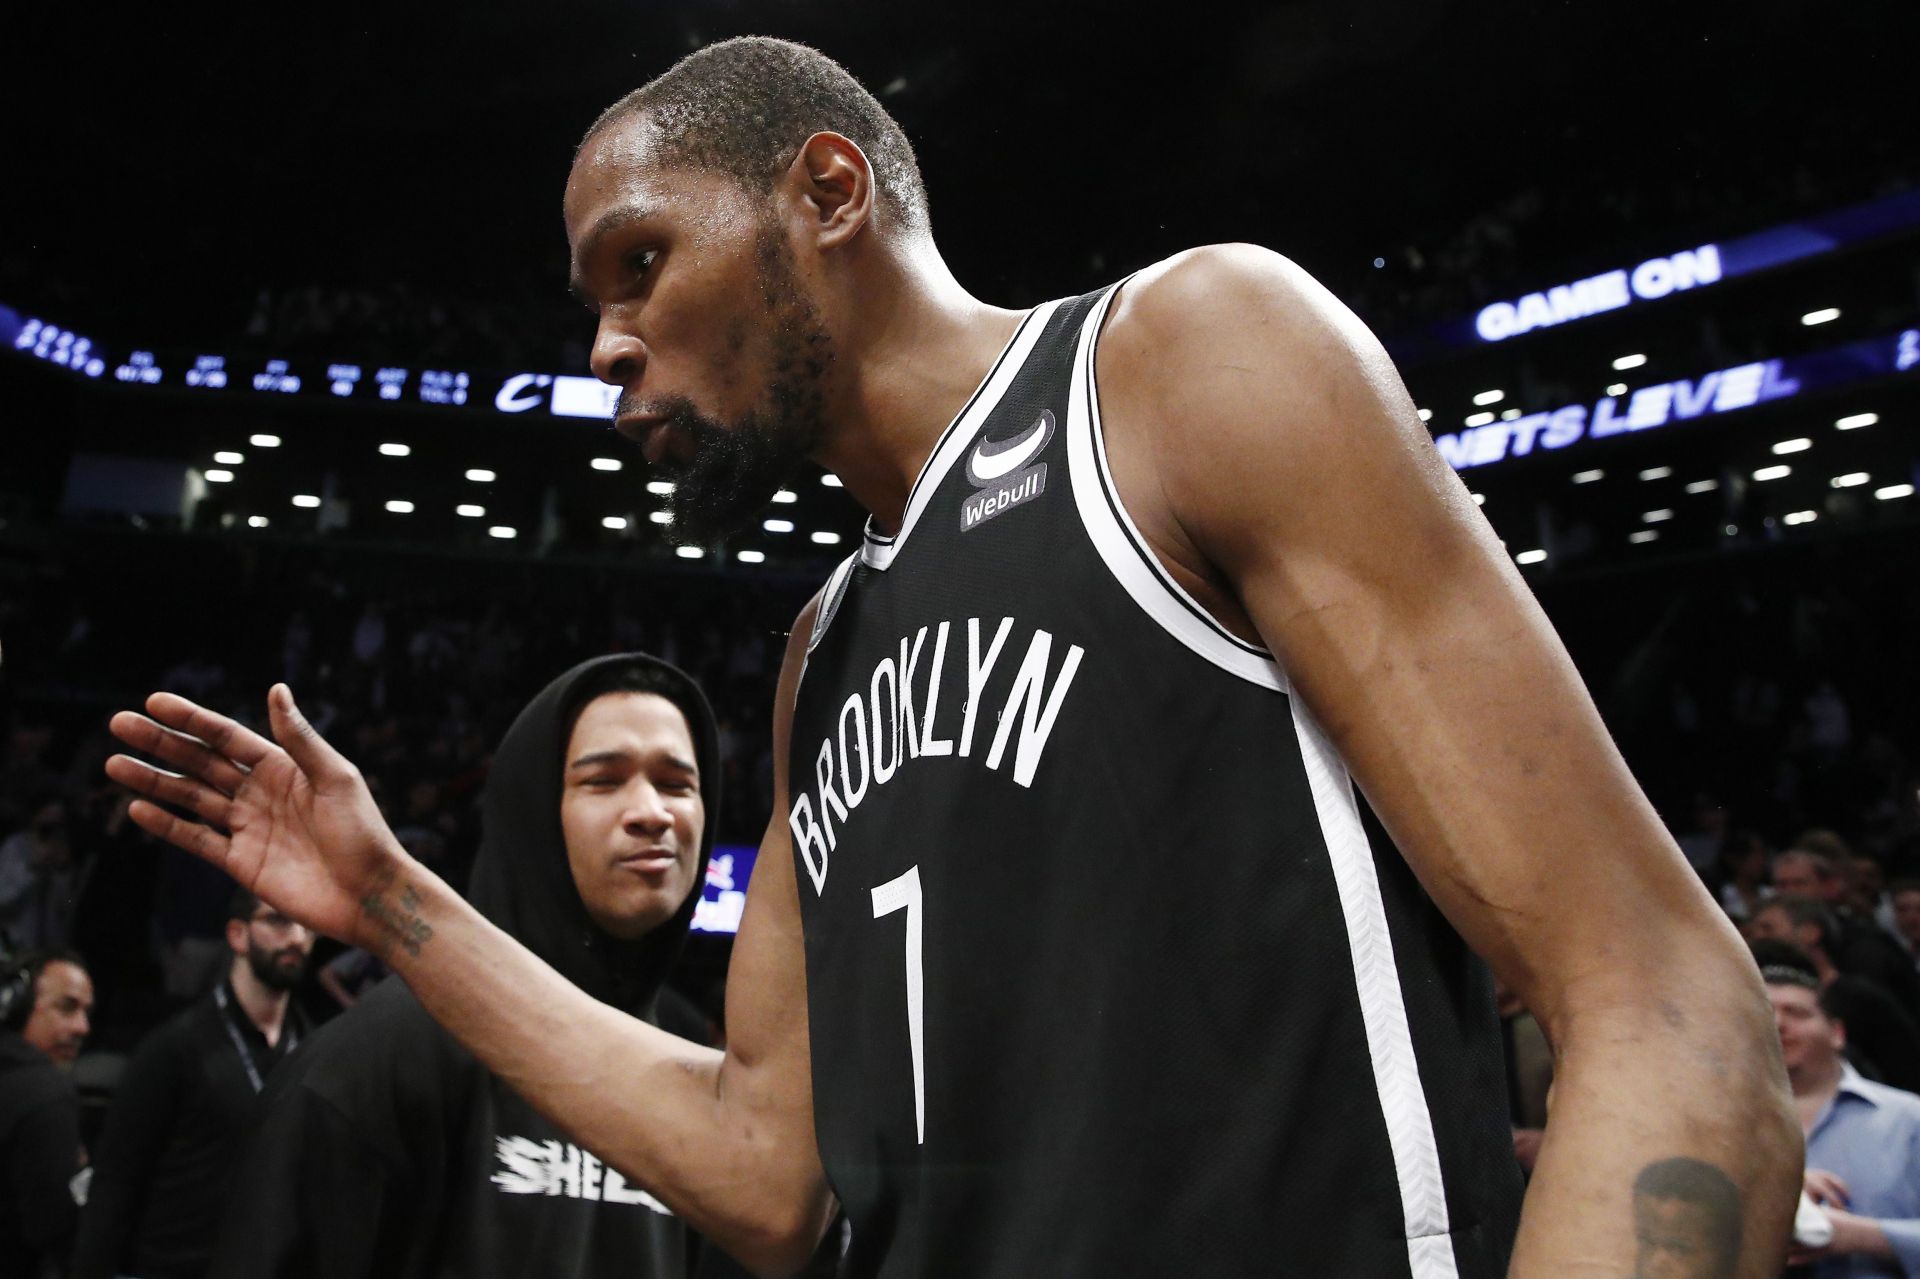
(464, 653, 719, 1018)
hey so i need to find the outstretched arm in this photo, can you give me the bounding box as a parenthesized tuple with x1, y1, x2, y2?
(1096, 245, 1801, 1277)
(106, 607, 833, 1277)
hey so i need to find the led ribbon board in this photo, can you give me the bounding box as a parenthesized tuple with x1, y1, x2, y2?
(1393, 187, 1920, 361)
(1433, 327, 1920, 471)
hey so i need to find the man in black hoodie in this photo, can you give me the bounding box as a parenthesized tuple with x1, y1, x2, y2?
(205, 654, 719, 1278)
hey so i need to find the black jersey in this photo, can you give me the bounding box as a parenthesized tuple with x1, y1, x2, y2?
(787, 284, 1523, 1278)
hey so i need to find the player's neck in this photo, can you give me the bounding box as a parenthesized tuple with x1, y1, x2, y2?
(228, 959, 291, 1046)
(817, 242, 1026, 534)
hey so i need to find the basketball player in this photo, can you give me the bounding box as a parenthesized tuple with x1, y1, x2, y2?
(105, 37, 1798, 1278)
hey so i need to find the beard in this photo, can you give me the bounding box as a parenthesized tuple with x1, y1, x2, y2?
(629, 222, 833, 547)
(247, 941, 308, 991)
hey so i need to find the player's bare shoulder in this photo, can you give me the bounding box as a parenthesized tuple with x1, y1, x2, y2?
(1097, 244, 1436, 568)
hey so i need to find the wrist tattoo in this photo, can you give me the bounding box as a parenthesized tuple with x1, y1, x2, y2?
(361, 882, 434, 958)
(1629, 1156, 1743, 1279)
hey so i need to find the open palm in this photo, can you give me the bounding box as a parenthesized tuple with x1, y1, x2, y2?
(105, 684, 408, 951)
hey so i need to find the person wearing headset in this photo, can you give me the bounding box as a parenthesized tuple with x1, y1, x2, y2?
(0, 946, 93, 1278)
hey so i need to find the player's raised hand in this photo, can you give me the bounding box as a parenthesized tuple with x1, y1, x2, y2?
(105, 683, 412, 951)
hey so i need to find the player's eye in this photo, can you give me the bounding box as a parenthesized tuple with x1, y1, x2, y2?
(627, 249, 659, 280)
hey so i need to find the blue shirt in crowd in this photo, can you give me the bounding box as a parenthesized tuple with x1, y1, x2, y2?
(1805, 1063, 1920, 1278)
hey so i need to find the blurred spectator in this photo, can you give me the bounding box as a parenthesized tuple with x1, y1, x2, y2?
(0, 949, 92, 1278)
(1774, 852, 1920, 1012)
(0, 795, 79, 950)
(72, 891, 314, 1279)
(314, 946, 387, 1009)
(1495, 975, 1551, 1176)
(1892, 881, 1920, 962)
(1846, 853, 1901, 942)
(1714, 830, 1774, 925)
(1764, 963, 1920, 1277)
(1675, 791, 1729, 877)
(1749, 918, 1920, 1095)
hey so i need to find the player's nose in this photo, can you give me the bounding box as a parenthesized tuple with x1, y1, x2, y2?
(591, 319, 648, 389)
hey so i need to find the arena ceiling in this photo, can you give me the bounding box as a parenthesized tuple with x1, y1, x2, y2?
(4, 1, 1910, 340)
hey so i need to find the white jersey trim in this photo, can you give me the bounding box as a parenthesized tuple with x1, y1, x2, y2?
(804, 553, 861, 656)
(1291, 700, 1459, 1279)
(859, 298, 1064, 572)
(1065, 282, 1289, 692)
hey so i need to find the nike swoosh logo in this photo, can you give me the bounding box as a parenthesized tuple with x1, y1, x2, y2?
(966, 410, 1055, 485)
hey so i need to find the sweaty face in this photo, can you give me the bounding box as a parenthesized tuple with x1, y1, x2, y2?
(22, 960, 92, 1067)
(1768, 982, 1842, 1075)
(566, 122, 833, 546)
(560, 692, 705, 940)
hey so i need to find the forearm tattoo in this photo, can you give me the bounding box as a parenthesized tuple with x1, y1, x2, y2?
(361, 881, 434, 958)
(1629, 1157, 1744, 1279)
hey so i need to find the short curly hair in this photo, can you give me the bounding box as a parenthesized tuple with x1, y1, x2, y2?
(582, 36, 931, 236)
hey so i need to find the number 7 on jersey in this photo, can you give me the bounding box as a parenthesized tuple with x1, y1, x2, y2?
(870, 865, 926, 1144)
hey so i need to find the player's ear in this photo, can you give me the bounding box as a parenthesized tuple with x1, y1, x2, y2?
(787, 131, 873, 250)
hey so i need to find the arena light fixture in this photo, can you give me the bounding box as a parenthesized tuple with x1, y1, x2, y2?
(465, 468, 496, 483)
(737, 550, 767, 564)
(1684, 479, 1719, 495)
(1473, 389, 1504, 406)
(1470, 493, 1486, 506)
(1612, 353, 1648, 371)
(1515, 549, 1547, 565)
(602, 516, 629, 530)
(676, 546, 704, 560)
(1830, 473, 1870, 489)
(1639, 466, 1672, 481)
(591, 457, 623, 472)
(772, 489, 798, 504)
(1464, 411, 1495, 428)
(763, 518, 795, 533)
(1836, 412, 1879, 430)
(292, 494, 321, 508)
(649, 511, 673, 525)
(213, 451, 244, 465)
(385, 500, 414, 514)
(1801, 308, 1841, 326)
(1416, 408, 1432, 422)
(1771, 438, 1812, 455)
(249, 433, 282, 448)
(1607, 383, 1629, 397)
(1876, 484, 1915, 500)
(646, 480, 675, 495)
(1499, 408, 1521, 422)
(456, 504, 485, 518)
(204, 469, 234, 483)
(811, 531, 843, 545)
(488, 526, 517, 540)
(1571, 469, 1604, 485)
(248, 515, 269, 529)
(1783, 510, 1818, 526)
(821, 474, 844, 488)
(1628, 530, 1659, 544)
(379, 442, 411, 457)
(1642, 509, 1674, 523)
(1753, 465, 1792, 482)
